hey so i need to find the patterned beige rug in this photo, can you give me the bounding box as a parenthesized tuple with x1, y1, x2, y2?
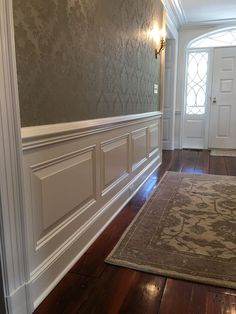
(106, 172, 236, 289)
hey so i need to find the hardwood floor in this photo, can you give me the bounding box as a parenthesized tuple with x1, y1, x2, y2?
(34, 150, 236, 314)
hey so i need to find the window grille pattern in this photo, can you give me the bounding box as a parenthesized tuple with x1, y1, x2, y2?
(190, 29, 236, 48)
(186, 52, 208, 115)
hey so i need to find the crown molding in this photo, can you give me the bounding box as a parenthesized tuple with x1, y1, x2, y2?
(162, 0, 187, 29)
(180, 18, 236, 31)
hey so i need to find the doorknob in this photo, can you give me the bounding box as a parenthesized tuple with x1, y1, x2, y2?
(212, 97, 217, 104)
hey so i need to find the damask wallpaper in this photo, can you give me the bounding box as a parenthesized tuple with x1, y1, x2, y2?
(13, 0, 163, 127)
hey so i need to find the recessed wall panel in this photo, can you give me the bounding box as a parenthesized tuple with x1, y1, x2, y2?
(101, 136, 129, 193)
(220, 79, 233, 93)
(217, 106, 231, 137)
(186, 120, 204, 138)
(163, 119, 169, 141)
(32, 148, 95, 231)
(222, 57, 235, 72)
(149, 124, 159, 154)
(132, 128, 147, 170)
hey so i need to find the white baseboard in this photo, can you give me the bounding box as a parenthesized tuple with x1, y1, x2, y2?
(6, 284, 30, 314)
(163, 141, 175, 150)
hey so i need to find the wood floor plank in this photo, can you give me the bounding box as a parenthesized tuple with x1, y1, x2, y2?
(159, 279, 195, 314)
(128, 176, 159, 208)
(195, 150, 210, 174)
(209, 156, 227, 175)
(118, 273, 166, 314)
(156, 150, 174, 179)
(158, 279, 236, 314)
(225, 157, 236, 176)
(181, 149, 199, 173)
(70, 205, 138, 277)
(34, 273, 95, 314)
(128, 151, 174, 209)
(168, 150, 184, 172)
(206, 289, 236, 314)
(76, 266, 165, 314)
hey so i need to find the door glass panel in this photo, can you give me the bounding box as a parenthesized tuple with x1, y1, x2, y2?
(186, 51, 209, 115)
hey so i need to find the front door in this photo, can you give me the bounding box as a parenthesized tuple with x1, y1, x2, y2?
(209, 47, 236, 149)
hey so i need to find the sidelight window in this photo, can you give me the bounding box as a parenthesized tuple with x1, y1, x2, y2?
(185, 51, 209, 115)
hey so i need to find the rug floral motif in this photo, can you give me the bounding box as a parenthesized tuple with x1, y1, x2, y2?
(106, 172, 236, 289)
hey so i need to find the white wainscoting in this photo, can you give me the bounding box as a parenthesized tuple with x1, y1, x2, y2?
(21, 112, 162, 310)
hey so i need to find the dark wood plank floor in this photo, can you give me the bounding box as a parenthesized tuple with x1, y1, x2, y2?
(34, 150, 236, 314)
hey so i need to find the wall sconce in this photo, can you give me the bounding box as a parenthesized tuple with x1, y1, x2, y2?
(149, 27, 166, 59)
(155, 36, 166, 58)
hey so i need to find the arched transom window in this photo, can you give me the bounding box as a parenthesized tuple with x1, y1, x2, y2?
(190, 28, 236, 48)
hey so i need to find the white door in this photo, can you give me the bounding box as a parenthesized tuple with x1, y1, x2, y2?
(183, 50, 210, 149)
(209, 47, 236, 149)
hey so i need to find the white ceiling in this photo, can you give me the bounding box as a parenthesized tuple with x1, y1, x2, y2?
(179, 0, 236, 23)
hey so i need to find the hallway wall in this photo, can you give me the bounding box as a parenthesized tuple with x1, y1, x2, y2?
(12, 0, 165, 309)
(13, 0, 163, 127)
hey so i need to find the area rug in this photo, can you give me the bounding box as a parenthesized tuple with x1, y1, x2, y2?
(106, 172, 236, 289)
(211, 149, 236, 157)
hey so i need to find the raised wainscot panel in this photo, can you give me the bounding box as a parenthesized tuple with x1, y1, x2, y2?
(30, 146, 96, 236)
(101, 135, 129, 195)
(131, 128, 148, 171)
(149, 123, 160, 156)
(21, 112, 163, 310)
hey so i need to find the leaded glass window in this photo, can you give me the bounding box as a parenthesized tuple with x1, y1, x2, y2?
(186, 51, 209, 115)
(190, 29, 236, 48)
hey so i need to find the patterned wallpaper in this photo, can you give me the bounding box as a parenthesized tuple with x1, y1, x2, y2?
(13, 0, 163, 127)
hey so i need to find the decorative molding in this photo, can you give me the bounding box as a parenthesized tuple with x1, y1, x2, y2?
(131, 128, 148, 171)
(180, 19, 236, 31)
(21, 113, 163, 309)
(32, 155, 161, 309)
(0, 0, 31, 313)
(101, 134, 130, 196)
(21, 112, 162, 150)
(148, 123, 160, 156)
(30, 145, 97, 249)
(162, 0, 186, 29)
(31, 155, 160, 283)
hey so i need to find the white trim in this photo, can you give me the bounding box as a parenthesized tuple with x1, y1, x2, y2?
(182, 48, 211, 149)
(188, 26, 236, 49)
(31, 156, 159, 284)
(0, 0, 31, 313)
(162, 0, 186, 29)
(33, 157, 161, 309)
(181, 19, 236, 30)
(21, 112, 162, 150)
(21, 114, 162, 309)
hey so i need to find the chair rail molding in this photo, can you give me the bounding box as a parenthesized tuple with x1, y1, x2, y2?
(0, 0, 32, 313)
